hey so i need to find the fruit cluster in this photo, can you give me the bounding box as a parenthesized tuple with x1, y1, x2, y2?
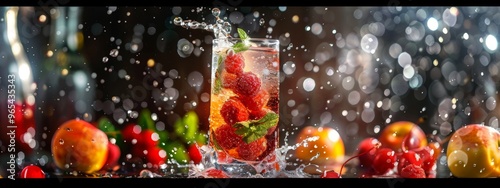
(115, 109, 206, 168)
(212, 49, 279, 162)
(355, 121, 441, 178)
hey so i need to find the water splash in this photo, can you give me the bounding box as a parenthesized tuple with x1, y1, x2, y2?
(173, 8, 232, 39)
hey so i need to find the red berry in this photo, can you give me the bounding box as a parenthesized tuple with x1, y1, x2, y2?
(397, 150, 423, 174)
(222, 71, 238, 89)
(414, 146, 436, 173)
(239, 89, 270, 113)
(19, 164, 45, 178)
(102, 142, 121, 170)
(214, 124, 244, 150)
(236, 137, 267, 161)
(220, 97, 249, 125)
(188, 143, 203, 164)
(146, 146, 167, 167)
(122, 123, 143, 146)
(141, 129, 160, 149)
(320, 170, 340, 178)
(204, 168, 229, 178)
(372, 147, 397, 175)
(356, 137, 381, 169)
(224, 52, 245, 75)
(399, 164, 426, 178)
(235, 72, 261, 97)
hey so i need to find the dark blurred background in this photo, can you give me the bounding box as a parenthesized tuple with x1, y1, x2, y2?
(5, 6, 500, 170)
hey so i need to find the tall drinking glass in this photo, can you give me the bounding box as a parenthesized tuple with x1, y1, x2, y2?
(209, 37, 280, 177)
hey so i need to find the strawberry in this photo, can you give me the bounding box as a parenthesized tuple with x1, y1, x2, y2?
(235, 137, 267, 161)
(223, 51, 245, 75)
(235, 72, 261, 97)
(399, 163, 426, 178)
(188, 143, 202, 164)
(220, 97, 249, 125)
(214, 123, 244, 150)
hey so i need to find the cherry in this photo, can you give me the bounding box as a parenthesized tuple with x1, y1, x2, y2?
(19, 164, 45, 178)
(356, 137, 381, 169)
(371, 147, 397, 175)
(122, 123, 143, 145)
(321, 141, 381, 178)
(145, 146, 167, 167)
(141, 129, 160, 149)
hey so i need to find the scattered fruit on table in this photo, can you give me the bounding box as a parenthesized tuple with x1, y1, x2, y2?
(203, 168, 230, 178)
(353, 121, 440, 178)
(446, 124, 500, 178)
(19, 164, 45, 178)
(188, 143, 203, 164)
(295, 126, 345, 165)
(51, 119, 109, 174)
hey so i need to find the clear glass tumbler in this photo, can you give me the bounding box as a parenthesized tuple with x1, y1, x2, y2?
(209, 37, 280, 177)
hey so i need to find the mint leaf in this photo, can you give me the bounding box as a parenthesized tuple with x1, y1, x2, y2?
(234, 28, 250, 53)
(237, 28, 249, 40)
(213, 54, 224, 94)
(233, 112, 279, 143)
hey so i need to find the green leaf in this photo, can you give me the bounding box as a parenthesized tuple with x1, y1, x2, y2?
(138, 109, 156, 131)
(163, 140, 190, 164)
(213, 54, 224, 95)
(195, 131, 207, 145)
(233, 112, 279, 143)
(233, 28, 250, 53)
(237, 28, 249, 40)
(184, 111, 199, 142)
(97, 116, 124, 149)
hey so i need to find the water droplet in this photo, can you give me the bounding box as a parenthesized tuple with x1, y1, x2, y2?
(109, 49, 119, 57)
(59, 139, 64, 145)
(212, 8, 220, 17)
(139, 169, 154, 178)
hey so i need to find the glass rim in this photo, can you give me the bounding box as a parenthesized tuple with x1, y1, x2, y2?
(212, 37, 279, 42)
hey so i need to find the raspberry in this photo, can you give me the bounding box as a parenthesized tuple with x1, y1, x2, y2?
(235, 72, 261, 97)
(222, 71, 238, 89)
(220, 97, 249, 125)
(236, 137, 267, 161)
(204, 168, 230, 178)
(214, 124, 244, 150)
(224, 51, 245, 75)
(239, 89, 270, 112)
(399, 164, 426, 178)
(397, 150, 423, 174)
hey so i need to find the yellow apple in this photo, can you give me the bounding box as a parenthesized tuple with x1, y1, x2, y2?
(295, 126, 345, 165)
(446, 124, 500, 178)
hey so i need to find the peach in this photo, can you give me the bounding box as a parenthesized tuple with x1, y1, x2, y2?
(51, 119, 109, 174)
(295, 126, 345, 165)
(378, 121, 427, 152)
(446, 124, 500, 178)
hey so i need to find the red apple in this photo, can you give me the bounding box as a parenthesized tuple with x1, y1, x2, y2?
(446, 124, 500, 177)
(378, 121, 427, 153)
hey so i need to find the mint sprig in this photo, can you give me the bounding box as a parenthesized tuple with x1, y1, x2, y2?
(233, 112, 279, 143)
(233, 28, 250, 53)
